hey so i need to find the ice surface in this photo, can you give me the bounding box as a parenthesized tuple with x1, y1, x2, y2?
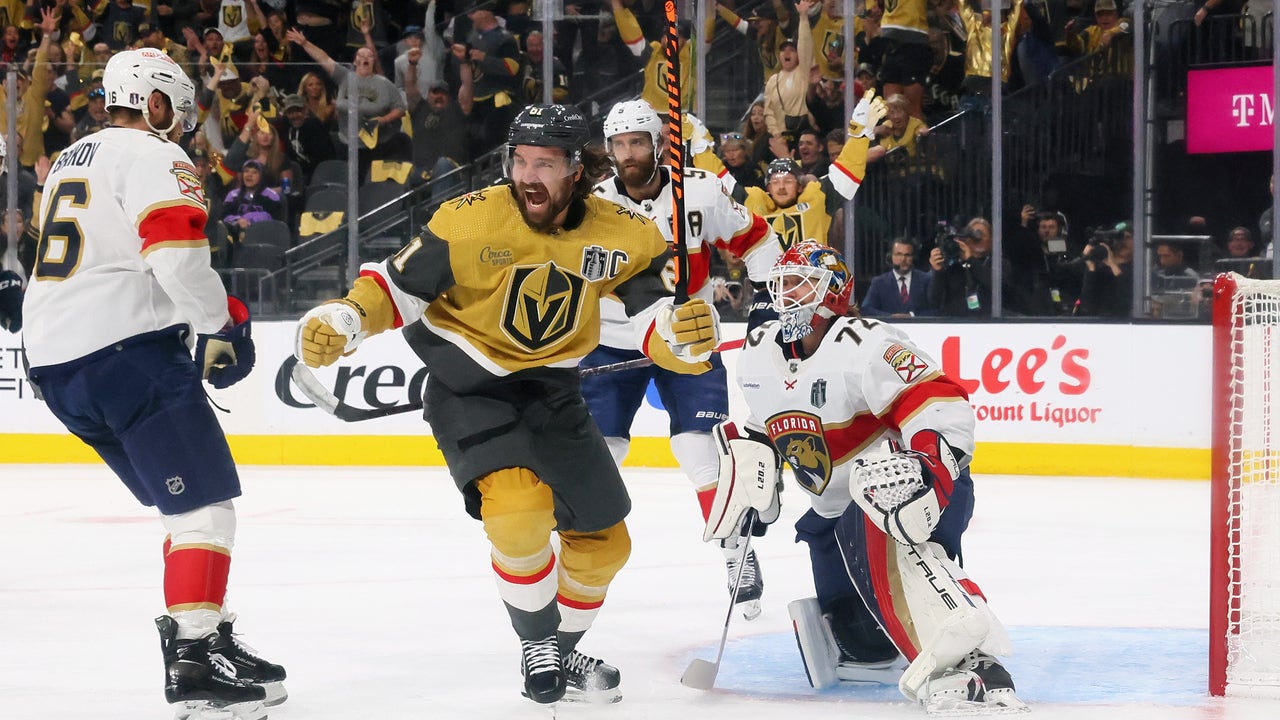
(1, 465, 1276, 719)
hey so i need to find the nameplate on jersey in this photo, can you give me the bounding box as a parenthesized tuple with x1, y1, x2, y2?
(883, 343, 929, 384)
(51, 142, 101, 173)
(765, 410, 832, 496)
(500, 261, 587, 351)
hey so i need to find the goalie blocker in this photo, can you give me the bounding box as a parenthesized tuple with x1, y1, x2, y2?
(703, 421, 783, 542)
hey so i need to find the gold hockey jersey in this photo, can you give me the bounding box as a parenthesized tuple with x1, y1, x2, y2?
(361, 184, 671, 375)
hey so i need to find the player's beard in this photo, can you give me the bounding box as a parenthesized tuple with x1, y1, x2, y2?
(514, 178, 574, 233)
(616, 153, 657, 189)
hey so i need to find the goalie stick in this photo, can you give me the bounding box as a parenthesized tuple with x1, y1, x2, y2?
(680, 510, 758, 690)
(293, 337, 749, 422)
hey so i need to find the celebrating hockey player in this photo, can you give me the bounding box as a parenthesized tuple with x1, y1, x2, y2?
(295, 104, 720, 706)
(22, 47, 285, 719)
(743, 90, 887, 248)
(704, 242, 1027, 713)
(587, 99, 780, 619)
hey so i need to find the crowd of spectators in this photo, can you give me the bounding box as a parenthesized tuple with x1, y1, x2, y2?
(0, 0, 1267, 322)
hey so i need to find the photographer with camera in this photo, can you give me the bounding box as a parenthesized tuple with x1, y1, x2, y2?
(1005, 204, 1083, 316)
(928, 217, 994, 317)
(1077, 222, 1134, 317)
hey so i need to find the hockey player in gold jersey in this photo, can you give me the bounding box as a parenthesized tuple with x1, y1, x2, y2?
(743, 90, 887, 249)
(295, 104, 720, 707)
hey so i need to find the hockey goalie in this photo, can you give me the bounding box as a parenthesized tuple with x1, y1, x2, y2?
(703, 241, 1028, 714)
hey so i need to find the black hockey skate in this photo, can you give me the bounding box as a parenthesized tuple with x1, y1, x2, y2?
(725, 547, 764, 620)
(563, 650, 622, 704)
(921, 650, 1029, 715)
(212, 615, 287, 706)
(156, 616, 267, 720)
(519, 636, 566, 704)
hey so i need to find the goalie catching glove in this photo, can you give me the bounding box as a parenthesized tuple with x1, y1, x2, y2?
(850, 430, 961, 546)
(848, 89, 887, 140)
(194, 296, 255, 389)
(704, 420, 784, 542)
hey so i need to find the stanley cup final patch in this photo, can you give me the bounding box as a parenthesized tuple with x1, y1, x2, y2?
(883, 343, 929, 384)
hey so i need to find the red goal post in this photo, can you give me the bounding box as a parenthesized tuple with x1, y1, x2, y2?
(1211, 272, 1280, 697)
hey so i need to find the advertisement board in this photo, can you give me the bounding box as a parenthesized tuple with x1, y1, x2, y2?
(0, 321, 1211, 478)
(1187, 64, 1276, 154)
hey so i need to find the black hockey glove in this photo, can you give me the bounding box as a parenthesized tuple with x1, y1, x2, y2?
(745, 287, 777, 332)
(196, 296, 255, 389)
(0, 269, 23, 333)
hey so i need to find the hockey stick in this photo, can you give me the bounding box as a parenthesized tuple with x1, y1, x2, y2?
(288, 356, 424, 422)
(292, 336, 749, 422)
(578, 337, 746, 378)
(680, 510, 758, 690)
(662, 0, 689, 303)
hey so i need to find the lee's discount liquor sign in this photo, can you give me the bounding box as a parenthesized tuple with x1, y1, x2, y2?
(1187, 64, 1277, 154)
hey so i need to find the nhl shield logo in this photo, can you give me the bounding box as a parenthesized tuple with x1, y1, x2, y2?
(165, 476, 186, 495)
(810, 379, 827, 408)
(501, 261, 586, 351)
(765, 411, 833, 496)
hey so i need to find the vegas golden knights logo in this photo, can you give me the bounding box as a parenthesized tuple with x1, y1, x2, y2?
(223, 5, 244, 28)
(114, 22, 132, 44)
(766, 410, 832, 495)
(770, 213, 804, 250)
(351, 2, 373, 32)
(501, 261, 586, 351)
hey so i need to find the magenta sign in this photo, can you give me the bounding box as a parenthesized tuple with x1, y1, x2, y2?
(1187, 65, 1275, 154)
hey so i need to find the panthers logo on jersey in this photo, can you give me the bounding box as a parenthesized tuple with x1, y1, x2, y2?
(765, 410, 833, 495)
(501, 261, 587, 351)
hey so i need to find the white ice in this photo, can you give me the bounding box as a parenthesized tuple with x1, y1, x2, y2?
(2, 464, 1277, 719)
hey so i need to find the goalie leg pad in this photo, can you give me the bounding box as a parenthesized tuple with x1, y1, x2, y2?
(788, 597, 840, 689)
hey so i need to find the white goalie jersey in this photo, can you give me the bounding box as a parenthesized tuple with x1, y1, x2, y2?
(592, 167, 778, 349)
(736, 317, 976, 519)
(23, 127, 227, 368)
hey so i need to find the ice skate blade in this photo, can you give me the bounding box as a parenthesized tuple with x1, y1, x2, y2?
(739, 599, 762, 621)
(173, 700, 267, 720)
(261, 681, 287, 707)
(564, 686, 623, 704)
(924, 693, 1030, 716)
(835, 655, 907, 684)
(680, 658, 719, 690)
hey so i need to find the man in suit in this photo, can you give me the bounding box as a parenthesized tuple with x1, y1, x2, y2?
(860, 238, 933, 317)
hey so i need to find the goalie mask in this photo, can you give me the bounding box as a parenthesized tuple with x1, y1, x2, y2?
(767, 240, 852, 342)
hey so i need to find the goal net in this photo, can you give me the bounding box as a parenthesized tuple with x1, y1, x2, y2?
(1211, 273, 1280, 697)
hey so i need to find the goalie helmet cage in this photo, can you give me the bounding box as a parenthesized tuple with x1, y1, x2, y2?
(1210, 272, 1280, 697)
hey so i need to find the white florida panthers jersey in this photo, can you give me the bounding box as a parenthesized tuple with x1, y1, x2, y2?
(592, 167, 778, 349)
(23, 127, 227, 367)
(735, 317, 976, 519)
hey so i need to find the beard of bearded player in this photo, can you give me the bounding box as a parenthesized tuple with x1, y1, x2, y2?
(513, 173, 577, 234)
(615, 146, 657, 189)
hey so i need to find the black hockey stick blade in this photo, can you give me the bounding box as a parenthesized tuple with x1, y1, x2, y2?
(288, 356, 423, 422)
(680, 511, 758, 690)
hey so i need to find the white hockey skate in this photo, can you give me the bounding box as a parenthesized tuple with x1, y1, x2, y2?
(725, 547, 764, 621)
(921, 651, 1029, 716)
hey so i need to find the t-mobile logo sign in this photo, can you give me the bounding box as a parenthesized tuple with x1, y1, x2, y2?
(1231, 93, 1274, 128)
(1187, 66, 1278, 153)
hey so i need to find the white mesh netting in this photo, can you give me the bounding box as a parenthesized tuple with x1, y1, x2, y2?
(1224, 276, 1280, 695)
